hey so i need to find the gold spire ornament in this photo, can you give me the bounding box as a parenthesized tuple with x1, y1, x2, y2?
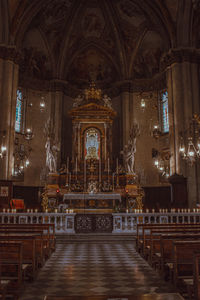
(84, 81, 101, 101)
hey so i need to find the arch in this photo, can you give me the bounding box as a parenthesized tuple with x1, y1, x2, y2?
(0, 0, 9, 44)
(64, 42, 121, 84)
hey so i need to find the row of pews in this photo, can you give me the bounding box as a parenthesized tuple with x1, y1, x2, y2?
(136, 223, 200, 299)
(0, 223, 56, 300)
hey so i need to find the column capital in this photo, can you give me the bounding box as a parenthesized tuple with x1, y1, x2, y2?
(161, 48, 200, 70)
(0, 45, 20, 64)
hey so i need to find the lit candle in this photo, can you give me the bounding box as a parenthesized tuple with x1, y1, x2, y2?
(116, 158, 119, 174)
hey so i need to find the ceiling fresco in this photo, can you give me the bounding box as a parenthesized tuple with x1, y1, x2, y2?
(7, 0, 195, 89)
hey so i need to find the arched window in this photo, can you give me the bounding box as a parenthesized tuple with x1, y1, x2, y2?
(84, 128, 100, 160)
(15, 89, 23, 133)
(160, 90, 169, 133)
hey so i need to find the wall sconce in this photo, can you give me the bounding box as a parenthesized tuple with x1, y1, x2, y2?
(152, 125, 162, 139)
(140, 98, 146, 110)
(40, 96, 46, 112)
(0, 130, 7, 159)
(24, 128, 33, 140)
(152, 148, 170, 178)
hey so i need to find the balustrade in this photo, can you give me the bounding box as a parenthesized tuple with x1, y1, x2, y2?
(0, 212, 200, 234)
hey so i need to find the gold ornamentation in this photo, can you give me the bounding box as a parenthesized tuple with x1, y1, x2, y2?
(84, 81, 101, 100)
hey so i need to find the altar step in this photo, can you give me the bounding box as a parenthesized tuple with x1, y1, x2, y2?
(56, 233, 136, 243)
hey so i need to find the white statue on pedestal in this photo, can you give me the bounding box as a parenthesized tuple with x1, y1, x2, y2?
(103, 94, 112, 108)
(45, 137, 59, 173)
(73, 95, 83, 107)
(121, 123, 140, 174)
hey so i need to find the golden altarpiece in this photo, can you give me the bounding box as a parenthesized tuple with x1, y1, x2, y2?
(45, 83, 142, 212)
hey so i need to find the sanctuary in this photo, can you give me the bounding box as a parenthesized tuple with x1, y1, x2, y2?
(44, 82, 142, 213)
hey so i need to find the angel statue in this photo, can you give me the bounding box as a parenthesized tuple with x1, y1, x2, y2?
(103, 94, 112, 108)
(121, 123, 140, 174)
(73, 95, 83, 107)
(44, 119, 60, 174)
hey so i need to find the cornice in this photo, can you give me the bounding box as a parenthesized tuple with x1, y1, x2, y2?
(19, 73, 166, 98)
(160, 48, 200, 71)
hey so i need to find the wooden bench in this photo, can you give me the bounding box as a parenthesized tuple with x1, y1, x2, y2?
(171, 240, 200, 289)
(0, 224, 56, 254)
(0, 241, 23, 299)
(0, 232, 43, 273)
(144, 227, 200, 263)
(137, 223, 200, 257)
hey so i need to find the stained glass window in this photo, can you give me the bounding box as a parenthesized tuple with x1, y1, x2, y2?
(161, 90, 169, 133)
(15, 89, 23, 133)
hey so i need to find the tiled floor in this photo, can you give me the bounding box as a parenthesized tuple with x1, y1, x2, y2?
(20, 242, 176, 300)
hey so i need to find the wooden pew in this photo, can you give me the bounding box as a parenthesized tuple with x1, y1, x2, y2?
(0, 232, 43, 273)
(144, 227, 200, 262)
(172, 241, 200, 288)
(137, 224, 200, 256)
(0, 224, 56, 255)
(0, 241, 23, 299)
(159, 234, 200, 274)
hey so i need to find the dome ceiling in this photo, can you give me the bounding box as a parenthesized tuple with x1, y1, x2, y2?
(9, 0, 181, 89)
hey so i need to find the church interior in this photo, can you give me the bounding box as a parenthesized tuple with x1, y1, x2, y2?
(0, 0, 200, 299)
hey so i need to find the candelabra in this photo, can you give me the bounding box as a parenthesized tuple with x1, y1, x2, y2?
(179, 114, 200, 165)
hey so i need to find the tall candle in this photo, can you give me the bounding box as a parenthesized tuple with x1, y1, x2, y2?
(84, 159, 86, 191)
(108, 158, 110, 174)
(112, 173, 114, 191)
(75, 157, 78, 174)
(99, 157, 101, 188)
(116, 158, 119, 174)
(67, 157, 69, 173)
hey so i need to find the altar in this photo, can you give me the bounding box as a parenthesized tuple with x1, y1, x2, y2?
(63, 193, 121, 211)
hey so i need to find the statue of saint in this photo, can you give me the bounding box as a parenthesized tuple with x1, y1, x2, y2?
(121, 123, 139, 174)
(73, 95, 83, 107)
(45, 137, 59, 173)
(103, 94, 112, 108)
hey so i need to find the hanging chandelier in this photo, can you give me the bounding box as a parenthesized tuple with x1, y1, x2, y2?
(179, 114, 200, 165)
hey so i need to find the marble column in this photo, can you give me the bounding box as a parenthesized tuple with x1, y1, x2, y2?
(0, 46, 19, 179)
(50, 89, 63, 171)
(163, 48, 200, 206)
(121, 91, 131, 147)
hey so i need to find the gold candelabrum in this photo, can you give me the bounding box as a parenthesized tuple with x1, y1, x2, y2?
(41, 190, 49, 212)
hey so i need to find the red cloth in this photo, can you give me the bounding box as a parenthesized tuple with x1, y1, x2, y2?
(10, 199, 24, 209)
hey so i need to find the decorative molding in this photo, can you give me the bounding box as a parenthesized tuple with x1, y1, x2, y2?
(0, 45, 20, 64)
(160, 48, 200, 70)
(19, 74, 166, 98)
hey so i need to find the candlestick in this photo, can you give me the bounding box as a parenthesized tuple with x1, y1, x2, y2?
(84, 159, 86, 191)
(116, 158, 118, 174)
(67, 157, 69, 173)
(75, 157, 78, 174)
(112, 173, 114, 191)
(99, 157, 101, 191)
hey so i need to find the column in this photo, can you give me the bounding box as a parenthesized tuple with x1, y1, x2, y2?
(0, 46, 19, 179)
(162, 48, 200, 207)
(121, 91, 130, 147)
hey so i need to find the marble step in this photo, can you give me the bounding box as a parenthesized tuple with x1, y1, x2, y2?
(56, 233, 136, 243)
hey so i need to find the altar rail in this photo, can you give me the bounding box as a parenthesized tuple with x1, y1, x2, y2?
(0, 212, 200, 234)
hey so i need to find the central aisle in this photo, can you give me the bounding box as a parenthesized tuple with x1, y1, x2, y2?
(20, 242, 175, 300)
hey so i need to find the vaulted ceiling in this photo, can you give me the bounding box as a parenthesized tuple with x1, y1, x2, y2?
(3, 0, 199, 90)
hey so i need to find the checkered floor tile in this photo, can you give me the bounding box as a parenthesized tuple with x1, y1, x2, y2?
(19, 242, 175, 300)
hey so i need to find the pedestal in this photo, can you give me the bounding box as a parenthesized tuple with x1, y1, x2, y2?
(169, 173, 188, 208)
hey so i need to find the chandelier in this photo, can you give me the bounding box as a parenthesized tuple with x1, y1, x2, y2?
(179, 114, 200, 165)
(152, 148, 170, 178)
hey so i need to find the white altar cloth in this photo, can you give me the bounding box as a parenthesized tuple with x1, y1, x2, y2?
(63, 193, 121, 201)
